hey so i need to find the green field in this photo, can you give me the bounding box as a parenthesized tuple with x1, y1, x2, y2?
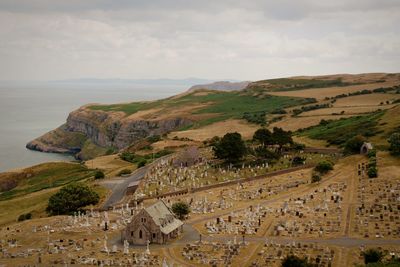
(88, 90, 312, 128)
(0, 162, 95, 201)
(297, 111, 385, 146)
(249, 78, 358, 92)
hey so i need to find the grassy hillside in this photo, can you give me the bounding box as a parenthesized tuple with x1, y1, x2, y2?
(89, 90, 313, 128)
(297, 111, 385, 146)
(0, 162, 95, 201)
(248, 78, 357, 92)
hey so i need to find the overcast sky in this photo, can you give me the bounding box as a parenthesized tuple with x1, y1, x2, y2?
(0, 0, 399, 81)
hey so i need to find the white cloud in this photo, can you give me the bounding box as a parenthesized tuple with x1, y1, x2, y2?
(0, 0, 399, 81)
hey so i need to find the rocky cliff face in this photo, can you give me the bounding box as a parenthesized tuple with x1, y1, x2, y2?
(27, 106, 193, 157)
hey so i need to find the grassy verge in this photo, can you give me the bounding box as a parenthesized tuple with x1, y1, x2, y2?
(0, 188, 57, 226)
(0, 162, 95, 201)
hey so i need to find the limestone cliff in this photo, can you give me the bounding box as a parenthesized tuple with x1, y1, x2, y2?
(26, 106, 193, 159)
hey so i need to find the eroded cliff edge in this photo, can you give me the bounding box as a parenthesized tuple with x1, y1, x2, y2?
(26, 106, 192, 159)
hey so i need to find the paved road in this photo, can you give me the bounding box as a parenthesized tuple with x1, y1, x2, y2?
(101, 155, 172, 210)
(101, 166, 149, 209)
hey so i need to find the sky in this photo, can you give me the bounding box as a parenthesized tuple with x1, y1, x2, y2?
(0, 0, 399, 81)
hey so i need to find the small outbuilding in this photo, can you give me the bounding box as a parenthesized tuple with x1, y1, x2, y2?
(122, 200, 183, 245)
(172, 146, 202, 167)
(360, 142, 374, 155)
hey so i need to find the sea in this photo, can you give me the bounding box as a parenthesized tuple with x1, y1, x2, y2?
(0, 80, 198, 172)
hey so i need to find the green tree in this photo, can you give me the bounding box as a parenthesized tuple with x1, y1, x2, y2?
(388, 132, 400, 156)
(281, 255, 313, 267)
(314, 161, 334, 175)
(272, 127, 293, 151)
(363, 249, 384, 264)
(46, 183, 99, 215)
(94, 170, 105, 179)
(344, 135, 366, 154)
(254, 146, 280, 162)
(171, 201, 190, 220)
(253, 128, 273, 147)
(213, 132, 247, 163)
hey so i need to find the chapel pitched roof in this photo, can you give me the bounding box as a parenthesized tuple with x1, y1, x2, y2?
(144, 200, 183, 235)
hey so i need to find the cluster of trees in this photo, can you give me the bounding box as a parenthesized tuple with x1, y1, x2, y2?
(242, 111, 267, 125)
(46, 183, 99, 215)
(326, 86, 399, 102)
(212, 127, 293, 163)
(292, 103, 331, 116)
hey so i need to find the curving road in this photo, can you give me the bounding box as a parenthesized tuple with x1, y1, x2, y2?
(101, 155, 172, 210)
(101, 166, 150, 210)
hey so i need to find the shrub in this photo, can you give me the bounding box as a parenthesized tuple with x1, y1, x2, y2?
(46, 183, 99, 215)
(137, 159, 147, 168)
(105, 148, 115, 155)
(254, 147, 280, 162)
(344, 135, 366, 154)
(120, 152, 135, 163)
(292, 156, 306, 166)
(281, 255, 313, 267)
(319, 119, 330, 126)
(94, 170, 105, 179)
(367, 149, 377, 158)
(388, 132, 400, 156)
(314, 161, 334, 175)
(118, 169, 132, 176)
(291, 142, 306, 151)
(368, 166, 378, 178)
(311, 173, 322, 183)
(146, 135, 161, 143)
(171, 201, 190, 220)
(271, 109, 287, 114)
(367, 157, 377, 168)
(17, 213, 32, 222)
(242, 111, 266, 125)
(363, 249, 384, 264)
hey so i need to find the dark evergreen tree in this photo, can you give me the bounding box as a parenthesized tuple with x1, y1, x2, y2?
(171, 201, 190, 220)
(46, 183, 99, 215)
(213, 132, 247, 163)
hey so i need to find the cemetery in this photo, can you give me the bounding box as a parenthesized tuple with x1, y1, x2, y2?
(1, 148, 400, 266)
(134, 147, 335, 198)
